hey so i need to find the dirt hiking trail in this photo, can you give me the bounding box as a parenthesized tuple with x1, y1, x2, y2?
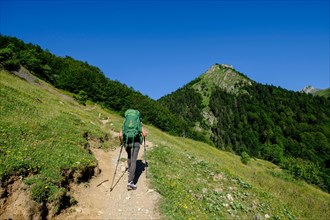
(55, 138, 161, 220)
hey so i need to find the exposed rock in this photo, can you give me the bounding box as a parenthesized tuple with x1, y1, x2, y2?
(301, 85, 319, 94)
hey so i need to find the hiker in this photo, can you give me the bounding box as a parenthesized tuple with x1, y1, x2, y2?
(119, 109, 147, 190)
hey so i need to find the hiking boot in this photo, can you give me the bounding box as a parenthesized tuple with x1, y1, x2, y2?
(127, 181, 137, 190)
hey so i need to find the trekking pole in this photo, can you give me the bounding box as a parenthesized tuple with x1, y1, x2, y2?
(110, 144, 124, 192)
(144, 137, 147, 178)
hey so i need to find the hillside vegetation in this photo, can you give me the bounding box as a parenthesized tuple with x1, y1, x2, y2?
(148, 129, 330, 220)
(1, 70, 329, 220)
(0, 35, 206, 142)
(314, 88, 330, 98)
(159, 64, 330, 192)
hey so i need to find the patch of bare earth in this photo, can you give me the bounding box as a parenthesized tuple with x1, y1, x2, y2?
(0, 177, 43, 220)
(55, 140, 161, 220)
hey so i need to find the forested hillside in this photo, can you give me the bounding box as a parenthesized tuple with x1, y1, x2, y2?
(1, 35, 329, 192)
(159, 64, 330, 192)
(0, 35, 205, 141)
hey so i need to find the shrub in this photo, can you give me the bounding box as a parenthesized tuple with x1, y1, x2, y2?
(74, 90, 88, 105)
(281, 157, 325, 189)
(241, 151, 251, 165)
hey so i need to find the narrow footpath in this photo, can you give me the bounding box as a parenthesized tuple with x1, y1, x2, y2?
(55, 139, 161, 220)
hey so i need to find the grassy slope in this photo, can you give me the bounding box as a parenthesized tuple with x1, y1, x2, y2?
(314, 88, 330, 98)
(147, 128, 330, 219)
(0, 70, 122, 209)
(1, 70, 329, 219)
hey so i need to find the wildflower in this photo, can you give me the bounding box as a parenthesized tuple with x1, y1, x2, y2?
(227, 193, 234, 201)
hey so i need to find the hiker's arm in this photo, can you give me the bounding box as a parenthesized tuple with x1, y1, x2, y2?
(142, 125, 147, 137)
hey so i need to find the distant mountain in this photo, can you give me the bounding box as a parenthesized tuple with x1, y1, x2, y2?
(301, 85, 320, 94)
(159, 64, 330, 192)
(301, 86, 330, 98)
(159, 64, 252, 131)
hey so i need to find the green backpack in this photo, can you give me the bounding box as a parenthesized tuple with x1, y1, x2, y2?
(122, 109, 142, 144)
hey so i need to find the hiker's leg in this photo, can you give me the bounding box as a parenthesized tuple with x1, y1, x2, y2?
(128, 142, 140, 183)
(125, 146, 131, 178)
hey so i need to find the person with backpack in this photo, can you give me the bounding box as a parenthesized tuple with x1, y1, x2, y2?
(119, 109, 147, 190)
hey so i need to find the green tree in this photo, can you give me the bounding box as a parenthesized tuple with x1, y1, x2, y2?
(241, 151, 251, 165)
(74, 90, 88, 105)
(0, 43, 19, 70)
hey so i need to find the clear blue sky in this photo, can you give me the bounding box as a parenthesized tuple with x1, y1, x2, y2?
(1, 0, 329, 100)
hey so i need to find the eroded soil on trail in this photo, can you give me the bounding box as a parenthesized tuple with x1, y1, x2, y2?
(55, 140, 161, 220)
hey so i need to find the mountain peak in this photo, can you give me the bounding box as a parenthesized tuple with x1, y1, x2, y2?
(301, 85, 319, 94)
(195, 63, 252, 94)
(207, 63, 234, 72)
